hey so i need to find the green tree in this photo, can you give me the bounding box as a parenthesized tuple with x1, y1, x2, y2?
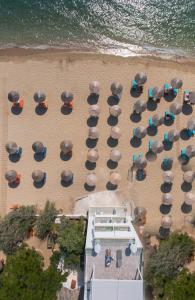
(145, 233, 195, 299)
(35, 201, 58, 240)
(0, 246, 65, 300)
(0, 206, 36, 255)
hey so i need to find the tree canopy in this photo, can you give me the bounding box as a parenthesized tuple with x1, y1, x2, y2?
(0, 246, 65, 300)
(0, 206, 36, 255)
(35, 201, 58, 240)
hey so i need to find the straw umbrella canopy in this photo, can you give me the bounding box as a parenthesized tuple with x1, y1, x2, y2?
(32, 141, 45, 153)
(8, 91, 20, 103)
(134, 126, 147, 139)
(187, 117, 195, 131)
(110, 171, 121, 185)
(89, 81, 100, 95)
(162, 193, 173, 205)
(5, 170, 18, 182)
(183, 171, 194, 183)
(186, 145, 195, 157)
(61, 91, 74, 103)
(134, 156, 147, 169)
(161, 215, 172, 229)
(89, 105, 101, 117)
(152, 87, 164, 99)
(163, 171, 174, 183)
(189, 92, 195, 104)
(109, 105, 122, 117)
(151, 141, 164, 153)
(61, 170, 73, 182)
(5, 141, 18, 155)
(110, 126, 121, 139)
(32, 170, 45, 182)
(167, 129, 180, 142)
(169, 101, 182, 115)
(60, 140, 73, 154)
(87, 149, 99, 163)
(86, 173, 97, 187)
(88, 127, 100, 139)
(184, 192, 195, 206)
(171, 78, 183, 89)
(135, 72, 147, 86)
(110, 82, 123, 98)
(110, 149, 122, 162)
(34, 91, 46, 103)
(133, 100, 147, 114)
(152, 113, 164, 126)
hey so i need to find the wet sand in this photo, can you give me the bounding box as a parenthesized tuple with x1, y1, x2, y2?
(0, 50, 194, 232)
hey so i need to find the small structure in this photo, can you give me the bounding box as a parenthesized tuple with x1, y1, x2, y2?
(84, 206, 144, 300)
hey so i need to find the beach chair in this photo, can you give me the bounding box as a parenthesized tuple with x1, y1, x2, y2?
(173, 88, 178, 97)
(13, 98, 24, 108)
(148, 88, 153, 99)
(149, 140, 153, 150)
(164, 83, 171, 94)
(164, 132, 169, 142)
(149, 116, 154, 127)
(133, 154, 137, 163)
(187, 129, 195, 138)
(131, 79, 137, 90)
(165, 111, 175, 121)
(183, 90, 190, 103)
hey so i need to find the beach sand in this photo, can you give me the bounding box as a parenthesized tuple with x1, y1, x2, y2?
(0, 50, 194, 232)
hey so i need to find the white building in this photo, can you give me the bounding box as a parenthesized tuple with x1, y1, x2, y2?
(84, 207, 144, 300)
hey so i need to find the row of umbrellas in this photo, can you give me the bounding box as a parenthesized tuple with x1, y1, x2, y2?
(89, 104, 122, 118)
(5, 170, 122, 187)
(162, 192, 195, 206)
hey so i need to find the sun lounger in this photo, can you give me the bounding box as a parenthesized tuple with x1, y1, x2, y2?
(173, 88, 178, 96)
(148, 88, 153, 99)
(164, 83, 171, 94)
(149, 140, 153, 150)
(164, 132, 169, 142)
(131, 79, 137, 90)
(149, 116, 154, 127)
(183, 90, 190, 103)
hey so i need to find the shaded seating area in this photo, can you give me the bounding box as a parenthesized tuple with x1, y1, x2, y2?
(60, 140, 73, 160)
(32, 141, 47, 161)
(5, 141, 22, 162)
(8, 91, 24, 114)
(5, 170, 21, 188)
(34, 91, 48, 114)
(61, 91, 74, 114)
(61, 170, 74, 187)
(32, 170, 46, 188)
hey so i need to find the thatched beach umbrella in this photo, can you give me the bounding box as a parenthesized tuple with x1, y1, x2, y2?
(89, 105, 101, 117)
(109, 105, 122, 117)
(161, 215, 172, 229)
(134, 156, 147, 169)
(110, 171, 121, 185)
(5, 170, 18, 183)
(61, 91, 74, 103)
(60, 140, 73, 154)
(34, 91, 46, 103)
(110, 126, 121, 140)
(152, 113, 164, 126)
(110, 149, 122, 162)
(162, 193, 173, 205)
(111, 82, 123, 98)
(134, 126, 147, 139)
(87, 149, 99, 163)
(187, 117, 195, 131)
(189, 92, 195, 104)
(32, 170, 45, 182)
(168, 129, 180, 142)
(169, 101, 182, 115)
(171, 78, 183, 89)
(32, 141, 45, 153)
(8, 91, 20, 103)
(61, 170, 73, 182)
(89, 81, 100, 95)
(163, 171, 174, 183)
(151, 141, 164, 153)
(135, 72, 147, 86)
(5, 141, 18, 155)
(86, 173, 97, 187)
(183, 171, 194, 183)
(88, 127, 100, 139)
(152, 87, 164, 100)
(133, 100, 147, 114)
(184, 192, 195, 205)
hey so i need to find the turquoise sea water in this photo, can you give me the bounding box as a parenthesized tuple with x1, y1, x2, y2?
(0, 0, 195, 57)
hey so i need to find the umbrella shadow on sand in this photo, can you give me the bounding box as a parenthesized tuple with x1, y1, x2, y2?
(61, 105, 72, 115)
(106, 181, 118, 191)
(180, 129, 190, 141)
(130, 88, 142, 98)
(85, 160, 96, 170)
(11, 106, 23, 115)
(163, 140, 173, 151)
(159, 227, 170, 238)
(182, 103, 193, 115)
(33, 178, 46, 189)
(161, 182, 172, 193)
(60, 151, 72, 161)
(130, 112, 142, 123)
(86, 138, 98, 148)
(87, 94, 99, 105)
(107, 95, 120, 106)
(107, 137, 118, 148)
(107, 115, 118, 126)
(130, 136, 142, 148)
(181, 181, 192, 192)
(107, 159, 118, 169)
(147, 126, 158, 136)
(35, 105, 48, 115)
(160, 204, 172, 215)
(34, 152, 46, 162)
(145, 151, 157, 162)
(9, 152, 22, 163)
(164, 93, 176, 102)
(84, 183, 96, 192)
(87, 116, 99, 127)
(147, 99, 157, 111)
(8, 181, 20, 188)
(181, 202, 192, 214)
(61, 179, 73, 188)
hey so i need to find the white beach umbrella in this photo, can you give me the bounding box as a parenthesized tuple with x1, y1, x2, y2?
(152, 113, 164, 126)
(109, 105, 122, 117)
(184, 192, 195, 206)
(87, 149, 99, 163)
(161, 215, 172, 229)
(186, 145, 195, 158)
(133, 156, 147, 169)
(133, 100, 147, 114)
(86, 173, 97, 187)
(162, 193, 173, 205)
(163, 171, 174, 183)
(88, 127, 100, 139)
(32, 141, 45, 153)
(183, 171, 194, 183)
(61, 91, 74, 103)
(88, 105, 101, 117)
(110, 171, 121, 185)
(167, 129, 180, 142)
(110, 149, 122, 162)
(152, 87, 164, 99)
(5, 141, 18, 155)
(187, 117, 195, 131)
(34, 91, 46, 103)
(135, 72, 147, 86)
(189, 92, 195, 104)
(134, 126, 147, 139)
(8, 91, 20, 103)
(110, 126, 121, 140)
(169, 101, 182, 115)
(110, 82, 123, 98)
(89, 81, 100, 95)
(171, 78, 183, 89)
(151, 141, 164, 153)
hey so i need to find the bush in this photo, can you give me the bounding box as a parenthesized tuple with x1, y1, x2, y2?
(145, 233, 195, 299)
(0, 206, 36, 255)
(35, 201, 58, 240)
(0, 246, 65, 300)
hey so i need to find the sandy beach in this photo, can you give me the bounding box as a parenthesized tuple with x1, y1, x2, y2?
(0, 50, 194, 232)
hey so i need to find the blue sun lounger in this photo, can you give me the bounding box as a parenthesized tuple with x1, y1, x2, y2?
(164, 83, 171, 94)
(149, 116, 155, 127)
(173, 88, 178, 96)
(133, 153, 143, 162)
(187, 129, 195, 137)
(149, 140, 153, 150)
(164, 132, 169, 142)
(183, 89, 190, 103)
(131, 80, 137, 90)
(148, 88, 153, 99)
